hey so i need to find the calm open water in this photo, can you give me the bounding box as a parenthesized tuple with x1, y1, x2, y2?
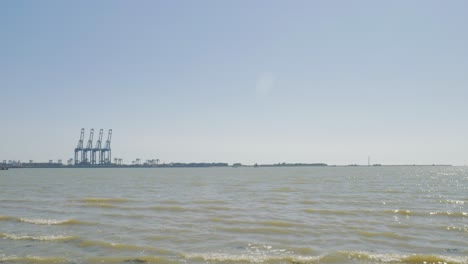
(0, 166, 467, 264)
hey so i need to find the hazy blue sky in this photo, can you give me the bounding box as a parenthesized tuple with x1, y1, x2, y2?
(2, 1, 468, 165)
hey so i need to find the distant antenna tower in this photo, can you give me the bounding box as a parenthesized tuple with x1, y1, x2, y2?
(368, 156, 370, 166)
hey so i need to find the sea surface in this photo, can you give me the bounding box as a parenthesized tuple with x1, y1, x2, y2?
(0, 166, 467, 264)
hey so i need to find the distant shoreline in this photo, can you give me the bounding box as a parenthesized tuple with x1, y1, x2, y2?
(1, 163, 453, 169)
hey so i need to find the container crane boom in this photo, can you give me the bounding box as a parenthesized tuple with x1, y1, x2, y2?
(77, 128, 85, 149)
(86, 129, 94, 149)
(102, 129, 112, 164)
(104, 129, 112, 149)
(95, 129, 103, 149)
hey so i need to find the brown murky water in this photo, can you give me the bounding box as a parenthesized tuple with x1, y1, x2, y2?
(0, 167, 467, 263)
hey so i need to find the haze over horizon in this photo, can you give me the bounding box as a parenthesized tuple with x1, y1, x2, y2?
(2, 1, 468, 165)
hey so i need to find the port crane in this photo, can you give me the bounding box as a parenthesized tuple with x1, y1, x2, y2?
(92, 129, 103, 165)
(74, 128, 112, 166)
(83, 129, 94, 164)
(74, 128, 85, 165)
(101, 129, 112, 164)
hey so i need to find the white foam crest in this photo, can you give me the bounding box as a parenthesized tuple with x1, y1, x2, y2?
(246, 243, 294, 255)
(346, 251, 403, 262)
(184, 253, 320, 263)
(185, 244, 318, 263)
(19, 218, 71, 225)
(429, 211, 468, 217)
(0, 233, 75, 241)
(444, 199, 465, 205)
(393, 209, 412, 215)
(345, 251, 468, 264)
(446, 225, 468, 232)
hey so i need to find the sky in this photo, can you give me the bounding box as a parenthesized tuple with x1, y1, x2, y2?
(1, 0, 468, 165)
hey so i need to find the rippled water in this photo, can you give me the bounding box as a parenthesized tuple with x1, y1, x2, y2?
(0, 167, 467, 263)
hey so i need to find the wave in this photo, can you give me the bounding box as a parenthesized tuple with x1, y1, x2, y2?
(150, 205, 189, 212)
(18, 218, 91, 225)
(438, 199, 465, 205)
(446, 225, 468, 233)
(79, 197, 131, 203)
(206, 217, 246, 225)
(389, 209, 416, 216)
(78, 240, 170, 254)
(1, 252, 466, 264)
(344, 251, 468, 264)
(0, 255, 67, 263)
(85, 256, 174, 264)
(192, 199, 226, 204)
(145, 234, 199, 244)
(290, 247, 317, 255)
(0, 215, 15, 221)
(384, 189, 403, 193)
(184, 253, 320, 263)
(301, 200, 317, 205)
(257, 220, 296, 228)
(103, 213, 147, 219)
(207, 218, 306, 229)
(354, 230, 410, 240)
(77, 197, 131, 209)
(80, 203, 120, 208)
(219, 227, 294, 235)
(0, 199, 33, 203)
(302, 208, 468, 218)
(202, 205, 231, 211)
(271, 187, 297, 192)
(0, 233, 76, 241)
(145, 234, 175, 241)
(0, 255, 171, 264)
(0, 215, 91, 225)
(159, 199, 182, 204)
(304, 209, 357, 216)
(430, 211, 468, 217)
(388, 209, 468, 218)
(183, 251, 468, 264)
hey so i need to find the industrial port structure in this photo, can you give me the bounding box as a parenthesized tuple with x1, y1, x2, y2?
(0, 128, 341, 169)
(74, 128, 112, 166)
